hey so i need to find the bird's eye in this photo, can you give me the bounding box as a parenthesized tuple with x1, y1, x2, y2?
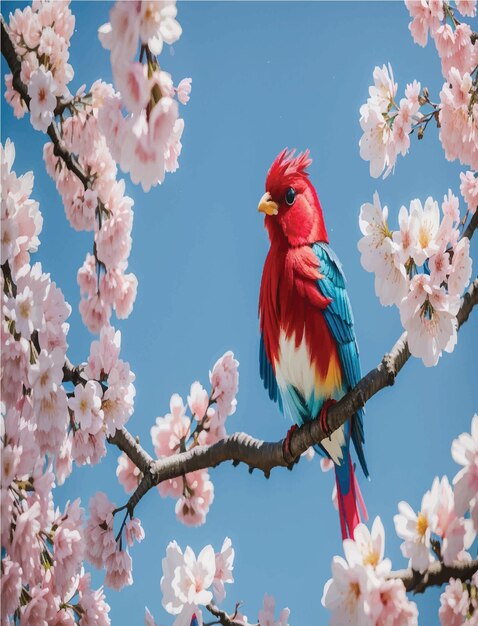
(285, 187, 296, 206)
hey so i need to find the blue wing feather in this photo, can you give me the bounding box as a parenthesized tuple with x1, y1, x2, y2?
(313, 242, 369, 478)
(259, 334, 283, 413)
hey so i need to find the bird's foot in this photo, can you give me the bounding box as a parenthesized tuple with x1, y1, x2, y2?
(283, 424, 298, 459)
(319, 399, 337, 438)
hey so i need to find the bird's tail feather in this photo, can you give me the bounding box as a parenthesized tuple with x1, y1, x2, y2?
(335, 456, 367, 540)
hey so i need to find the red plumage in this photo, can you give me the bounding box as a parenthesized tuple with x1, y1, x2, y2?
(258, 149, 366, 539)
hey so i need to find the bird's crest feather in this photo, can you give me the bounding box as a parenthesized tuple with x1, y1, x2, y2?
(266, 149, 312, 191)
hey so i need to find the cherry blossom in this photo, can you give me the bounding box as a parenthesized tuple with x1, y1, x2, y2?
(258, 594, 290, 626)
(452, 415, 478, 531)
(394, 489, 438, 573)
(399, 274, 460, 367)
(322, 555, 382, 625)
(439, 68, 478, 170)
(117, 452, 142, 493)
(27, 67, 56, 132)
(213, 537, 235, 603)
(439, 578, 471, 626)
(460, 171, 478, 214)
(210, 351, 239, 418)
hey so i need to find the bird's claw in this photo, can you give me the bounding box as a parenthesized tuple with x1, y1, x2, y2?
(283, 424, 298, 459)
(319, 399, 337, 438)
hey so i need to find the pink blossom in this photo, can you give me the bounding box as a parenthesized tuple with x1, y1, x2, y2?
(460, 171, 478, 214)
(394, 488, 438, 573)
(161, 540, 186, 616)
(343, 517, 391, 577)
(117, 62, 150, 114)
(0, 556, 22, 617)
(77, 253, 97, 298)
(399, 274, 460, 367)
(85, 325, 121, 380)
(188, 382, 209, 421)
(198, 407, 227, 446)
(151, 394, 191, 458)
(139, 1, 183, 54)
(52, 499, 85, 596)
(376, 578, 418, 626)
(456, 0, 477, 16)
(117, 452, 142, 493)
(28, 346, 64, 399)
(452, 415, 478, 528)
(77, 572, 111, 626)
(68, 381, 104, 433)
(28, 68, 57, 132)
(322, 556, 381, 625)
(448, 238, 472, 296)
(20, 584, 53, 626)
(84, 492, 116, 569)
(105, 549, 133, 590)
(213, 537, 234, 603)
(5, 73, 28, 118)
(439, 578, 470, 626)
(439, 69, 478, 170)
(429, 252, 452, 287)
(405, 0, 443, 47)
(210, 351, 239, 418)
(10, 500, 42, 586)
(114, 271, 138, 319)
(34, 386, 69, 455)
(79, 293, 112, 334)
(72, 428, 107, 466)
(177, 78, 192, 105)
(95, 204, 133, 270)
(125, 517, 145, 548)
(55, 432, 73, 486)
(438, 24, 475, 78)
(430, 476, 472, 565)
(442, 190, 461, 223)
(171, 544, 215, 607)
(175, 470, 214, 527)
(258, 594, 290, 626)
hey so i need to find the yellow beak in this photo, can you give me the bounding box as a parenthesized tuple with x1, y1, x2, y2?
(257, 191, 279, 216)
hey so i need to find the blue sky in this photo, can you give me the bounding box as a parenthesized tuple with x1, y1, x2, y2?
(2, 1, 477, 624)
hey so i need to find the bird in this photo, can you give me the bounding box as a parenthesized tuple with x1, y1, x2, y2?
(257, 149, 368, 539)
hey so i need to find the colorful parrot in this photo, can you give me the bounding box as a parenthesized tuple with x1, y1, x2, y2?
(257, 149, 368, 539)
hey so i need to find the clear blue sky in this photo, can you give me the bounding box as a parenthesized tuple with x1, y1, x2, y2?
(2, 2, 477, 624)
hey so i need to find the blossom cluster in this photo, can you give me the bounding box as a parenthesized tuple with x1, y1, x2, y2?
(5, 1, 75, 126)
(1, 140, 141, 623)
(358, 190, 472, 366)
(84, 492, 144, 592)
(69, 325, 136, 469)
(1, 140, 111, 624)
(117, 351, 239, 527)
(44, 82, 138, 333)
(98, 1, 191, 191)
(322, 415, 478, 626)
(146, 537, 289, 626)
(405, 0, 477, 79)
(361, 2, 478, 177)
(4, 1, 139, 334)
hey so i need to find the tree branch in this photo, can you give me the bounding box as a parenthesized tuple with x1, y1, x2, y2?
(206, 604, 257, 626)
(1, 15, 90, 188)
(116, 275, 478, 515)
(392, 557, 478, 594)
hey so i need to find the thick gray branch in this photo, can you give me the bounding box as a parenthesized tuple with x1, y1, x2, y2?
(392, 557, 478, 594)
(116, 274, 477, 515)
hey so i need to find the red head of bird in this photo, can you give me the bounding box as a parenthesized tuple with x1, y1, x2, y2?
(257, 149, 328, 247)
